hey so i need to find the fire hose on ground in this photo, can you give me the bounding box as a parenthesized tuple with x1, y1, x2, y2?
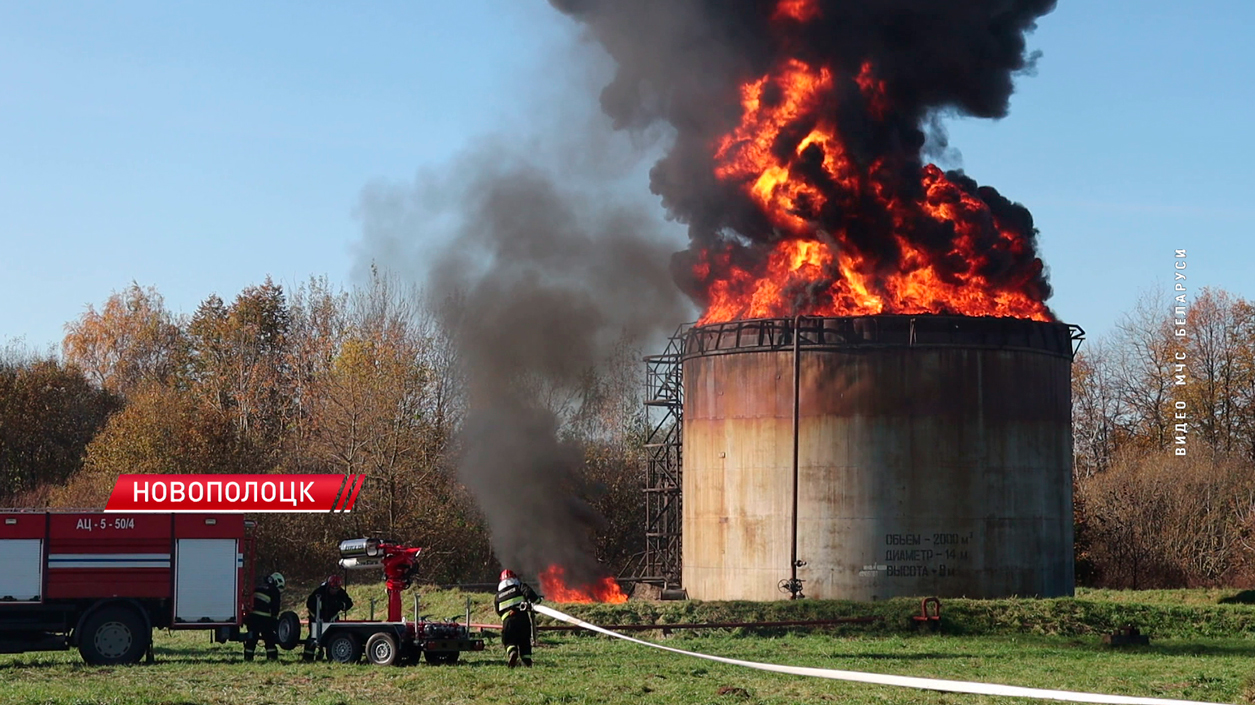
(531, 604, 1220, 705)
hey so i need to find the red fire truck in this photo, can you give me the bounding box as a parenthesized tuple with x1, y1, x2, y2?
(0, 510, 297, 665)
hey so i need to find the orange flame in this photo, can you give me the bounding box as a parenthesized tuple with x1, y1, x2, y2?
(539, 565, 628, 604)
(697, 0, 1052, 325)
(772, 0, 819, 22)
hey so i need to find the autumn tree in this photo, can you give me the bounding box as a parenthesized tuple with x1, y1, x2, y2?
(560, 336, 653, 572)
(284, 277, 350, 473)
(1078, 449, 1255, 587)
(327, 277, 481, 565)
(0, 350, 121, 503)
(36, 272, 660, 584)
(62, 283, 185, 398)
(260, 274, 491, 582)
(1233, 299, 1255, 461)
(1071, 341, 1127, 477)
(52, 385, 266, 507)
(1108, 292, 1181, 451)
(1074, 287, 1255, 587)
(1175, 289, 1255, 459)
(582, 436, 648, 573)
(186, 278, 295, 463)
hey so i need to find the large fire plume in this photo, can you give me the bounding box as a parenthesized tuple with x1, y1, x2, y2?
(539, 564, 628, 604)
(550, 0, 1059, 324)
(697, 2, 1051, 324)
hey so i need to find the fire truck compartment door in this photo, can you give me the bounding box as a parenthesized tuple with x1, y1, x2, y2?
(174, 539, 237, 623)
(0, 539, 42, 601)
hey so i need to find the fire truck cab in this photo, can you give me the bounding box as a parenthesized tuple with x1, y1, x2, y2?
(0, 510, 289, 665)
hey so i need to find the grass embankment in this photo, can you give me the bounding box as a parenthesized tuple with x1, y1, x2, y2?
(437, 585, 1255, 639)
(4, 588, 1255, 705)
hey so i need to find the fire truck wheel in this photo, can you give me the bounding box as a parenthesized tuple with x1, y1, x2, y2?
(326, 632, 362, 664)
(365, 632, 399, 666)
(423, 650, 459, 666)
(78, 606, 151, 665)
(276, 611, 301, 650)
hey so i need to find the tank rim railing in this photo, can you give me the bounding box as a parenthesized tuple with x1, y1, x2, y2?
(1069, 324, 1086, 357)
(682, 315, 1081, 361)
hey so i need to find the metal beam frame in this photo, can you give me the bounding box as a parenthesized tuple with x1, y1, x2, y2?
(640, 325, 687, 588)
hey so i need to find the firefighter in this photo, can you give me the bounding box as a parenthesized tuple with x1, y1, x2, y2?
(243, 572, 286, 662)
(494, 569, 541, 668)
(302, 574, 353, 662)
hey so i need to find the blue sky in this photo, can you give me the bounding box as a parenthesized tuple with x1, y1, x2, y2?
(1, 1, 1252, 352)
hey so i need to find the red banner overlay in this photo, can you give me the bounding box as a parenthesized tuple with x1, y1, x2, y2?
(104, 474, 365, 513)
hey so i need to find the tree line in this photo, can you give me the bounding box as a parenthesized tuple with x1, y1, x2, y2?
(0, 276, 647, 584)
(1073, 288, 1255, 588)
(4, 278, 1254, 590)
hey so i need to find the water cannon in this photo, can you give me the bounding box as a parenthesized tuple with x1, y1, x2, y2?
(338, 538, 384, 559)
(334, 538, 423, 621)
(338, 538, 387, 570)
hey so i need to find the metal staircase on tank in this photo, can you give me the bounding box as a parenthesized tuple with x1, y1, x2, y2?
(641, 325, 687, 592)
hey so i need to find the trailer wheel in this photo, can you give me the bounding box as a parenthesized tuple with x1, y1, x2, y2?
(365, 632, 399, 666)
(423, 650, 459, 665)
(78, 605, 151, 666)
(276, 611, 302, 650)
(325, 632, 362, 664)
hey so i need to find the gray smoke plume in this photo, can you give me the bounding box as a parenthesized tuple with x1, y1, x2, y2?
(436, 154, 687, 582)
(357, 145, 689, 583)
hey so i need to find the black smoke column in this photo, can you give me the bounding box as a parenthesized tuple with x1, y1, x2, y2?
(549, 0, 1058, 314)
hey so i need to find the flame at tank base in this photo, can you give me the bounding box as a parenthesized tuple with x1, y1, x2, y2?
(680, 315, 1080, 601)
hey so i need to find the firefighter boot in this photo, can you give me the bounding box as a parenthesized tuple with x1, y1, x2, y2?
(243, 644, 255, 662)
(266, 645, 279, 661)
(302, 638, 316, 663)
(506, 645, 520, 668)
(522, 657, 533, 668)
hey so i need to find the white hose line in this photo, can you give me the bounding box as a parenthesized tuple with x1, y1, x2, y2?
(533, 605, 1219, 705)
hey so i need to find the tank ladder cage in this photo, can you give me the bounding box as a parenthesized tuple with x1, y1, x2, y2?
(640, 323, 690, 588)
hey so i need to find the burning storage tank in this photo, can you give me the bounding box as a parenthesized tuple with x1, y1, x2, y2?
(550, 0, 1071, 600)
(681, 315, 1078, 602)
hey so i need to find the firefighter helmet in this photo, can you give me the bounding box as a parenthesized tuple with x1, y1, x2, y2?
(498, 569, 521, 592)
(326, 574, 342, 589)
(268, 572, 286, 591)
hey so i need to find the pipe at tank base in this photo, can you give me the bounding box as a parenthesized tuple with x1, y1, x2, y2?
(789, 315, 804, 600)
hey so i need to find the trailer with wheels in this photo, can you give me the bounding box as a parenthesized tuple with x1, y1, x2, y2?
(312, 538, 484, 665)
(315, 617, 482, 666)
(0, 510, 299, 664)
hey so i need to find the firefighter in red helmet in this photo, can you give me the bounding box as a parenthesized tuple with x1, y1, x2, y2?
(494, 569, 541, 667)
(303, 574, 354, 662)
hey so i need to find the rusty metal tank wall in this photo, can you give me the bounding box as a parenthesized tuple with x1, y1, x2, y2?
(680, 316, 1077, 601)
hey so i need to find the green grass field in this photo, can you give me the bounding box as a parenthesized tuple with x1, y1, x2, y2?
(5, 588, 1255, 705)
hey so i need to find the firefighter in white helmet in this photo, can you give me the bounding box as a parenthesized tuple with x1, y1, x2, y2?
(243, 572, 285, 661)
